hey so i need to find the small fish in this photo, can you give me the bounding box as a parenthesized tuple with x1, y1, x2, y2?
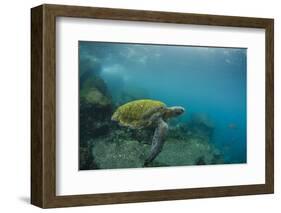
(228, 123, 237, 129)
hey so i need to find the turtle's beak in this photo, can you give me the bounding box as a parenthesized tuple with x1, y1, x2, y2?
(179, 107, 185, 114)
(175, 106, 185, 115)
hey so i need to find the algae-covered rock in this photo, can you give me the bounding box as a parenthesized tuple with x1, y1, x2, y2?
(167, 123, 191, 140)
(149, 137, 223, 167)
(79, 58, 114, 146)
(80, 74, 108, 96)
(79, 142, 98, 170)
(79, 99, 112, 147)
(92, 139, 149, 169)
(86, 127, 223, 169)
(107, 126, 153, 145)
(80, 87, 111, 107)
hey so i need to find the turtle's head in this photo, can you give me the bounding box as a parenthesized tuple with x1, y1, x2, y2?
(164, 106, 185, 119)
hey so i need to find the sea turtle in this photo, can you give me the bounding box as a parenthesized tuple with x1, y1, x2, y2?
(111, 99, 185, 165)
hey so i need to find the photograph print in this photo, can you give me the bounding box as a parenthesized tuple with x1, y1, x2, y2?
(79, 41, 247, 170)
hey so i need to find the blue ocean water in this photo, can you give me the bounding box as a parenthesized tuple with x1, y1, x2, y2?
(79, 41, 247, 165)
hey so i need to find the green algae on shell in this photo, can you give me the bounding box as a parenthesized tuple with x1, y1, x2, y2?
(111, 99, 166, 129)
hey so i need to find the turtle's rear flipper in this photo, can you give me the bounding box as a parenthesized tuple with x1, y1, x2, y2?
(144, 119, 168, 166)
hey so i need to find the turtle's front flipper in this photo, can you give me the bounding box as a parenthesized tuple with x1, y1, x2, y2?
(144, 118, 168, 166)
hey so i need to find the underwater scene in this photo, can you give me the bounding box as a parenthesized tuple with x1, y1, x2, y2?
(79, 41, 247, 170)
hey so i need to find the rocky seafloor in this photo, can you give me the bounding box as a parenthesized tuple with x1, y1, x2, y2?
(79, 59, 224, 170)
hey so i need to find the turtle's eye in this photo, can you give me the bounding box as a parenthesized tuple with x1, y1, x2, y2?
(177, 108, 185, 114)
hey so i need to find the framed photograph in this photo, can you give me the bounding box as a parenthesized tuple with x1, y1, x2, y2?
(31, 4, 274, 208)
